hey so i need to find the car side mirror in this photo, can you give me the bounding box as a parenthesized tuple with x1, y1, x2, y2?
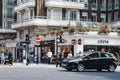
(83, 56, 90, 60)
(87, 56, 90, 60)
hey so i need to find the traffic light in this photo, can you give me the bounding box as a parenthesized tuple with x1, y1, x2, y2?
(60, 38, 64, 43)
(23, 43, 26, 48)
(78, 39, 82, 45)
(57, 35, 64, 43)
(26, 34, 30, 44)
(57, 35, 61, 43)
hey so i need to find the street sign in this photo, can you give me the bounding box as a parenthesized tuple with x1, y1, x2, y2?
(36, 37, 41, 44)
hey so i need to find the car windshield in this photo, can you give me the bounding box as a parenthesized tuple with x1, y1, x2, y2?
(74, 52, 89, 59)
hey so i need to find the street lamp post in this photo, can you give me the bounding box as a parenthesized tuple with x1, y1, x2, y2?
(36, 46, 39, 64)
(25, 34, 30, 65)
(26, 43, 29, 65)
(55, 33, 59, 67)
(35, 36, 41, 64)
(55, 32, 64, 67)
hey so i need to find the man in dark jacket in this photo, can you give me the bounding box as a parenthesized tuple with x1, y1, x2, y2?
(8, 52, 13, 65)
(59, 51, 65, 67)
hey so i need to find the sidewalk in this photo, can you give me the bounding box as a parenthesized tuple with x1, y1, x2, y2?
(0, 63, 56, 68)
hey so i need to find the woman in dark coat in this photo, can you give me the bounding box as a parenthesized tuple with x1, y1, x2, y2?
(8, 52, 13, 65)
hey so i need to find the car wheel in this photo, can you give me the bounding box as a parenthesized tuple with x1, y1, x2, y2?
(108, 64, 116, 72)
(97, 68, 102, 72)
(77, 64, 84, 72)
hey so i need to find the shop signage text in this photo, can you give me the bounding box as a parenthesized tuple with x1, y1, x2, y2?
(97, 40, 109, 44)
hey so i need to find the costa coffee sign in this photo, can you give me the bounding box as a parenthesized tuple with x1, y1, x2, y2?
(97, 40, 109, 44)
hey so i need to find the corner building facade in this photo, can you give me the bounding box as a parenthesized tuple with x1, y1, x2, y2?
(12, 0, 120, 63)
(0, 0, 16, 58)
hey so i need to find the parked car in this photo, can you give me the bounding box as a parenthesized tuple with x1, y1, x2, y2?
(62, 51, 117, 72)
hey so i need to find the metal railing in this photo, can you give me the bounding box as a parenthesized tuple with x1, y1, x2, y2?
(13, 16, 120, 31)
(13, 16, 66, 24)
(6, 2, 16, 6)
(45, 0, 85, 3)
(14, 15, 93, 23)
(17, 0, 35, 6)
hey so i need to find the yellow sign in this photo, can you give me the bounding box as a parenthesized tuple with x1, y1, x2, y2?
(1, 48, 4, 52)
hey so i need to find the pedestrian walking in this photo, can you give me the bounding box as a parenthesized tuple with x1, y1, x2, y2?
(67, 51, 73, 58)
(1, 51, 5, 65)
(58, 50, 65, 67)
(46, 49, 53, 64)
(8, 52, 13, 65)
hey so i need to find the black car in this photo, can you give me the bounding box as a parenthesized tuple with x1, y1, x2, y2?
(62, 51, 117, 72)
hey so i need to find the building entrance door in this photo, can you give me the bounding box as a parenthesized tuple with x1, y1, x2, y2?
(34, 40, 55, 63)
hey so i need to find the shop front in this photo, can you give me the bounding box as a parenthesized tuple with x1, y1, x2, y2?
(27, 35, 120, 63)
(5, 42, 16, 62)
(58, 36, 79, 57)
(58, 45, 74, 58)
(83, 36, 120, 57)
(34, 40, 55, 63)
(15, 42, 24, 62)
(60, 35, 120, 57)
